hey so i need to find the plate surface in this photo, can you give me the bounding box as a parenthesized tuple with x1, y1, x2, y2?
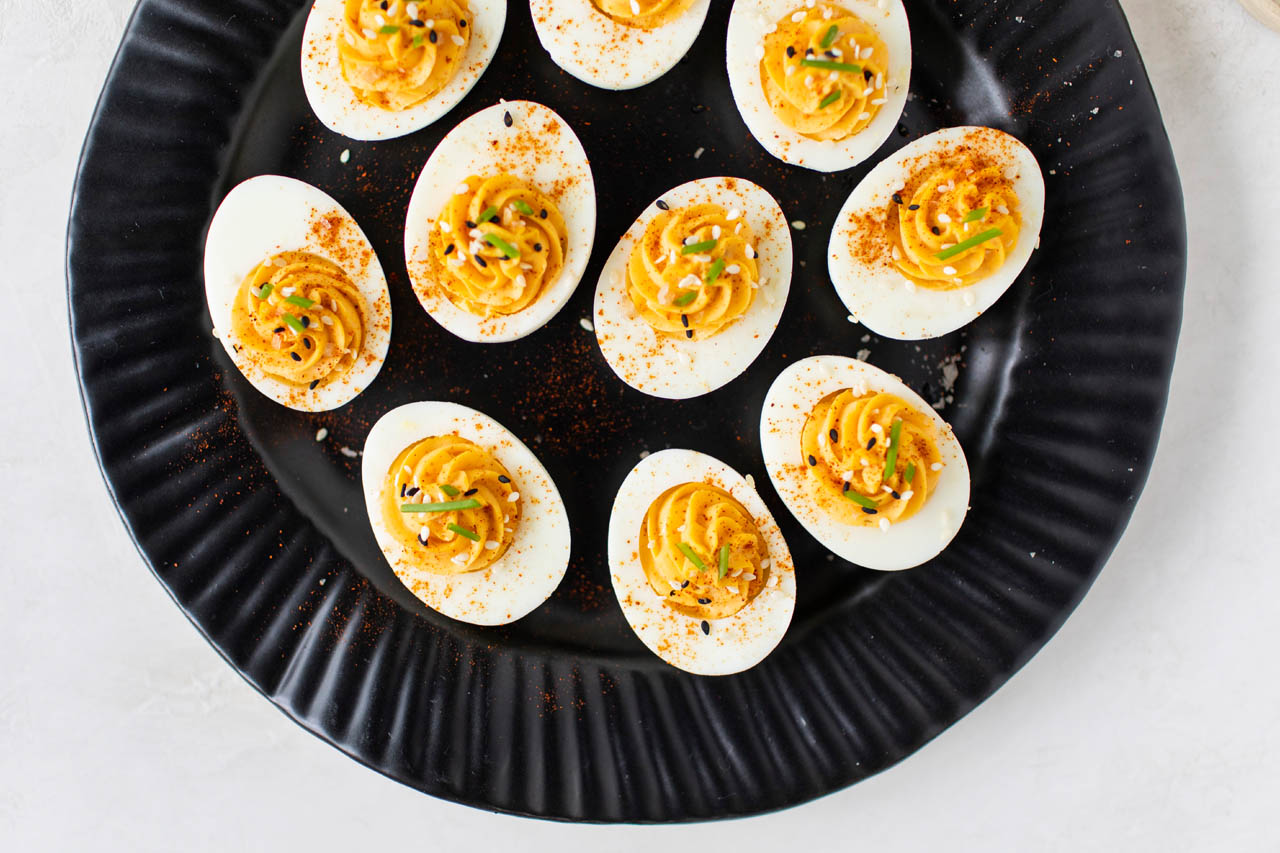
(67, 0, 1184, 822)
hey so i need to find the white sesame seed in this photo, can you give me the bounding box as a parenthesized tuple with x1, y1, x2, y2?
(339, 149, 350, 163)
(694, 146, 704, 159)
(726, 264, 741, 274)
(669, 579, 682, 590)
(363, 28, 376, 39)
(630, 0, 640, 13)
(842, 470, 853, 482)
(943, 266, 958, 275)
(900, 490, 913, 500)
(579, 317, 594, 332)
(996, 205, 1009, 215)
(791, 220, 806, 230)
(439, 219, 452, 233)
(340, 446, 359, 458)
(760, 558, 772, 569)
(406, 2, 418, 17)
(712, 225, 722, 239)
(315, 428, 328, 441)
(871, 98, 887, 105)
(743, 573, 756, 581)
(962, 291, 976, 306)
(875, 73, 883, 89)
(452, 553, 469, 565)
(451, 34, 465, 45)
(791, 11, 806, 21)
(931, 462, 943, 471)
(484, 540, 500, 551)
(857, 112, 871, 121)
(419, 526, 429, 542)
(871, 423, 884, 434)
(507, 492, 520, 502)
(746, 244, 757, 258)
(878, 518, 891, 532)
(937, 213, 952, 223)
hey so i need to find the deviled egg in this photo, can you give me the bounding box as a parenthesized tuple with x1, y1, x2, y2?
(204, 175, 392, 411)
(362, 401, 571, 625)
(302, 0, 506, 141)
(726, 0, 911, 171)
(608, 449, 796, 675)
(593, 176, 792, 399)
(404, 100, 597, 342)
(529, 0, 711, 90)
(828, 125, 1045, 339)
(760, 355, 969, 570)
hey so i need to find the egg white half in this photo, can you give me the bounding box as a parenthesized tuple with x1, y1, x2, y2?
(403, 100, 597, 343)
(301, 0, 506, 141)
(203, 174, 392, 412)
(362, 401, 571, 625)
(593, 176, 793, 399)
(760, 355, 969, 571)
(608, 448, 796, 675)
(725, 0, 911, 172)
(828, 126, 1046, 339)
(529, 0, 712, 90)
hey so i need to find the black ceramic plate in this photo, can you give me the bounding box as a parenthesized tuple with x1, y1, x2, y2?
(68, 0, 1184, 822)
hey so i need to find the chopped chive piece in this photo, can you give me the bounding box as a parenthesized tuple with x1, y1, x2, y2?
(412, 33, 424, 47)
(673, 290, 697, 307)
(963, 207, 989, 223)
(705, 258, 726, 285)
(904, 462, 916, 485)
(253, 282, 273, 299)
(680, 239, 717, 255)
(800, 58, 862, 73)
(477, 205, 498, 223)
(379, 24, 400, 33)
(883, 418, 903, 480)
(935, 227, 1003, 260)
(439, 484, 460, 497)
(512, 199, 534, 216)
(483, 233, 520, 259)
(820, 24, 839, 49)
(284, 294, 315, 309)
(677, 542, 707, 572)
(400, 499, 481, 512)
(282, 313, 305, 334)
(447, 523, 480, 541)
(844, 490, 878, 509)
(818, 89, 842, 109)
(718, 544, 729, 579)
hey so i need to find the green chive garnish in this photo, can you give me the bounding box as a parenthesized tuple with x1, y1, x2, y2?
(673, 290, 697, 307)
(253, 282, 273, 299)
(284, 294, 315, 309)
(400, 499, 481, 512)
(379, 24, 400, 34)
(483, 233, 520, 259)
(883, 418, 903, 481)
(935, 228, 1003, 261)
(412, 34, 424, 47)
(904, 462, 916, 485)
(512, 199, 535, 216)
(705, 258, 726, 285)
(800, 58, 862, 73)
(677, 543, 707, 572)
(718, 544, 729, 579)
(477, 205, 498, 223)
(680, 239, 717, 255)
(282, 313, 305, 334)
(818, 89, 842, 109)
(447, 523, 480, 541)
(439, 484, 460, 497)
(963, 207, 989, 223)
(820, 24, 840, 49)
(844, 490, 878, 509)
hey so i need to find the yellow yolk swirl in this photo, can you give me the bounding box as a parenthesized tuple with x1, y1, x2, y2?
(802, 389, 943, 527)
(229, 251, 368, 390)
(760, 5, 889, 141)
(429, 173, 568, 316)
(638, 482, 770, 620)
(626, 203, 759, 341)
(889, 153, 1022, 290)
(338, 0, 471, 112)
(381, 435, 521, 575)
(591, 0, 697, 28)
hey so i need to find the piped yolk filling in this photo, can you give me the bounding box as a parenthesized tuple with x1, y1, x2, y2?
(802, 389, 943, 527)
(430, 173, 568, 316)
(382, 434, 522, 574)
(760, 5, 889, 142)
(338, 0, 471, 112)
(229, 250, 368, 390)
(626, 202, 759, 341)
(639, 482, 769, 620)
(591, 0, 697, 28)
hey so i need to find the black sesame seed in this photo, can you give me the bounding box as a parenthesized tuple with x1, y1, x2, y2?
(444, 243, 455, 255)
(891, 490, 901, 499)
(829, 428, 839, 442)
(533, 243, 542, 252)
(539, 208, 548, 219)
(379, 0, 386, 8)
(465, 220, 477, 228)
(656, 199, 670, 211)
(932, 226, 942, 235)
(303, 338, 312, 349)
(685, 329, 693, 339)
(498, 475, 510, 484)
(407, 487, 419, 497)
(273, 326, 285, 334)
(428, 29, 437, 42)
(409, 18, 424, 27)
(504, 111, 513, 127)
(691, 103, 707, 113)
(290, 352, 301, 362)
(463, 488, 478, 497)
(309, 379, 318, 390)
(805, 48, 814, 57)
(681, 314, 689, 328)
(866, 437, 876, 450)
(681, 580, 689, 588)
(476, 256, 488, 267)
(301, 316, 310, 327)
(459, 19, 466, 27)
(892, 193, 903, 205)
(697, 598, 710, 605)
(700, 621, 711, 636)
(862, 507, 878, 515)
(669, 590, 676, 596)
(786, 46, 796, 58)
(400, 484, 406, 497)
(908, 204, 920, 210)
(825, 50, 836, 58)
(864, 69, 873, 81)
(808, 454, 818, 466)
(843, 482, 850, 492)
(418, 535, 429, 546)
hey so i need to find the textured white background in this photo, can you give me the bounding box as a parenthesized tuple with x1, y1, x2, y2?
(3, 1, 1278, 849)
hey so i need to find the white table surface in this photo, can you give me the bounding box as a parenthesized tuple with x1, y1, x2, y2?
(3, 0, 1278, 849)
